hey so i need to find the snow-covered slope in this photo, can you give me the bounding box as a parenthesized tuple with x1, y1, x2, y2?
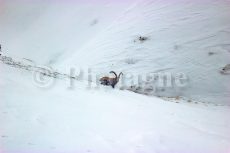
(1, 59, 230, 153)
(1, 0, 230, 152)
(57, 0, 230, 105)
(0, 0, 134, 64)
(1, 0, 229, 104)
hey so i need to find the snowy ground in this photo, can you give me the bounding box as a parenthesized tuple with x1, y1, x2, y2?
(1, 58, 230, 153)
(1, 0, 230, 152)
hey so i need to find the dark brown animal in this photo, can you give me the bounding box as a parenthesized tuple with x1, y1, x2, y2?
(100, 71, 123, 88)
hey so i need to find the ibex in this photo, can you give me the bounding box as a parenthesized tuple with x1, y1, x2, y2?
(100, 71, 123, 88)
